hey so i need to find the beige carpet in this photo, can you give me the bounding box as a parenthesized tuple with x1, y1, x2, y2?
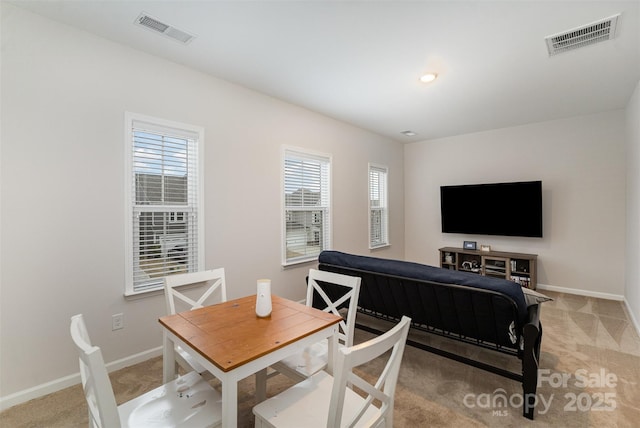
(2, 291, 639, 427)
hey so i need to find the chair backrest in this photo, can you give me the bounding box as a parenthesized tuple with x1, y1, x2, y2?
(328, 316, 411, 428)
(306, 269, 361, 348)
(69, 314, 121, 428)
(164, 268, 227, 315)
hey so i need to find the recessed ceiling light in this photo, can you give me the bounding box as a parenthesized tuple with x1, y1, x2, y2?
(401, 131, 417, 137)
(420, 73, 438, 83)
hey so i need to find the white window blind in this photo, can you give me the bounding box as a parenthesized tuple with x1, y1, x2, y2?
(369, 164, 389, 248)
(125, 113, 203, 295)
(283, 148, 331, 265)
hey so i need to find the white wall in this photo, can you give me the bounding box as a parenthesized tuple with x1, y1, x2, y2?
(0, 4, 404, 403)
(405, 111, 627, 298)
(626, 81, 640, 330)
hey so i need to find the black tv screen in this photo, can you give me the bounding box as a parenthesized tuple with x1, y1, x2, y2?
(440, 181, 543, 238)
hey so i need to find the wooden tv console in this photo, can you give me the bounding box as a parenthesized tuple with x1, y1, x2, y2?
(439, 247, 537, 290)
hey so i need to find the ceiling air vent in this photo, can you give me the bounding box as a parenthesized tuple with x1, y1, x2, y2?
(134, 13, 195, 44)
(545, 13, 620, 56)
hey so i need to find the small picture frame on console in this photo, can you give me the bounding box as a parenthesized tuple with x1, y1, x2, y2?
(480, 245, 491, 252)
(463, 241, 477, 250)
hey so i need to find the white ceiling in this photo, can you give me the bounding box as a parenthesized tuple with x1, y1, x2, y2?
(8, 0, 640, 142)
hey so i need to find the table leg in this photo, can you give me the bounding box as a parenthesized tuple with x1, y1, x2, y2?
(221, 376, 238, 427)
(162, 333, 177, 383)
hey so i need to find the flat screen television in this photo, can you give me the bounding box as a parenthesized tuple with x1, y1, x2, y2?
(440, 180, 543, 238)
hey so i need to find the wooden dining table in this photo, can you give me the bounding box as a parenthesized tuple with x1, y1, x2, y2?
(159, 294, 342, 427)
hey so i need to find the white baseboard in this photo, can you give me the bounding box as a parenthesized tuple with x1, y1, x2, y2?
(0, 346, 162, 412)
(536, 283, 640, 337)
(623, 298, 640, 338)
(537, 283, 624, 301)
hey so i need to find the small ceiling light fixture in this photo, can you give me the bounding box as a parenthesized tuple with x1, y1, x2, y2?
(420, 73, 438, 83)
(401, 131, 417, 137)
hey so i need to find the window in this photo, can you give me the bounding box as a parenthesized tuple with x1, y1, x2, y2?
(125, 113, 204, 295)
(369, 164, 389, 248)
(283, 147, 331, 265)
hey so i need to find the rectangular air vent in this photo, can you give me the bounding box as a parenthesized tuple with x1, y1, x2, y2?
(545, 13, 620, 56)
(134, 13, 195, 44)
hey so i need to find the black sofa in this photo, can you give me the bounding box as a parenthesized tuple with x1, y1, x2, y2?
(317, 250, 543, 419)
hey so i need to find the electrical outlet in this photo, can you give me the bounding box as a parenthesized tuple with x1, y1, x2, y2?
(112, 313, 124, 330)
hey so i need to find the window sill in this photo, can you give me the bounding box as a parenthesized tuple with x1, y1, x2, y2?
(125, 280, 208, 300)
(124, 287, 164, 300)
(282, 257, 319, 268)
(369, 243, 391, 251)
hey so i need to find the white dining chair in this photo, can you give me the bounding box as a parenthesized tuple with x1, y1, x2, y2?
(70, 314, 222, 428)
(253, 315, 411, 428)
(164, 268, 227, 377)
(270, 269, 361, 382)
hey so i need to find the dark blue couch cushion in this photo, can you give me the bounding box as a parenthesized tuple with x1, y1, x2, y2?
(318, 250, 528, 321)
